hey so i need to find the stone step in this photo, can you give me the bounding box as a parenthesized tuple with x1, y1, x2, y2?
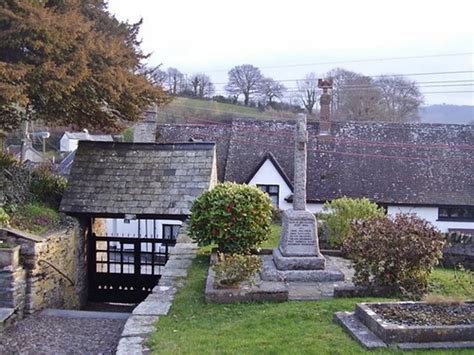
(0, 308, 15, 332)
(41, 309, 130, 320)
(334, 311, 387, 349)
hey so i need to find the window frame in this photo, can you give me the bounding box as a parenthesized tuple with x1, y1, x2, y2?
(162, 224, 181, 241)
(256, 184, 280, 208)
(437, 206, 474, 222)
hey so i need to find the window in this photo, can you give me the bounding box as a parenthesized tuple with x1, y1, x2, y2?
(257, 184, 279, 207)
(162, 224, 181, 241)
(438, 206, 474, 221)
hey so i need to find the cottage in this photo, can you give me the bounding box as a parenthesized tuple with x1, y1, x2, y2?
(157, 118, 474, 233)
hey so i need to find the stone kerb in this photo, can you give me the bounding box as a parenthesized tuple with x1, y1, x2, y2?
(335, 301, 474, 350)
(116, 226, 197, 355)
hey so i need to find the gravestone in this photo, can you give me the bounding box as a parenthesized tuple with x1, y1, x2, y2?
(273, 114, 326, 270)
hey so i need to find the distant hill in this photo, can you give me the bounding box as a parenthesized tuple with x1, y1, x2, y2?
(157, 97, 298, 123)
(419, 105, 474, 125)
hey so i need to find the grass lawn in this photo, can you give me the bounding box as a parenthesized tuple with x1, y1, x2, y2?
(260, 224, 282, 249)
(148, 251, 472, 354)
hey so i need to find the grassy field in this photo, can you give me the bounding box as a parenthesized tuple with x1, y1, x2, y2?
(157, 97, 298, 123)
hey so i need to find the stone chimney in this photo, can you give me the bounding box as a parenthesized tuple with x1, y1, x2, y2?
(318, 79, 333, 135)
(133, 104, 158, 143)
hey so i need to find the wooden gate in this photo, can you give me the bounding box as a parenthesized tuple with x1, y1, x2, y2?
(88, 234, 174, 303)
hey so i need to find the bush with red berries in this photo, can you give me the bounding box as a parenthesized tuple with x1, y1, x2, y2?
(188, 183, 273, 253)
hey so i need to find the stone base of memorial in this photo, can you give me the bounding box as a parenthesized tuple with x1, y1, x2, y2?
(204, 252, 288, 304)
(335, 301, 474, 350)
(261, 210, 344, 282)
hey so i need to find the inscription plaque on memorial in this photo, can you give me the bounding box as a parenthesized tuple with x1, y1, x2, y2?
(287, 221, 316, 246)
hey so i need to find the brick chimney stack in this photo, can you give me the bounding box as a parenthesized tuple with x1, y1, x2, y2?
(133, 104, 158, 143)
(318, 79, 333, 135)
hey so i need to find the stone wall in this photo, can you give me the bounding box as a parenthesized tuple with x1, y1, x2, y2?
(0, 246, 26, 315)
(442, 233, 473, 270)
(0, 221, 88, 313)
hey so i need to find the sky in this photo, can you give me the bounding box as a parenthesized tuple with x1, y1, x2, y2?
(108, 0, 474, 106)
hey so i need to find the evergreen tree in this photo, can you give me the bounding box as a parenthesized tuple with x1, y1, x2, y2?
(0, 0, 168, 132)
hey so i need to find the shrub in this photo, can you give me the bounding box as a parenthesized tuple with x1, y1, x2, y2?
(343, 213, 446, 299)
(122, 127, 134, 142)
(189, 183, 272, 253)
(30, 165, 67, 209)
(0, 207, 10, 227)
(271, 206, 283, 224)
(212, 253, 262, 287)
(320, 197, 385, 247)
(10, 202, 61, 235)
(0, 152, 32, 206)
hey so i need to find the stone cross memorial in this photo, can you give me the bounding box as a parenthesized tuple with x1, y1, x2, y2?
(273, 114, 326, 270)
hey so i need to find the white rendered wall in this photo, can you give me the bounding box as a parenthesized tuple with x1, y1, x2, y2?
(248, 159, 293, 210)
(104, 218, 182, 238)
(60, 136, 78, 152)
(387, 205, 474, 233)
(248, 158, 326, 213)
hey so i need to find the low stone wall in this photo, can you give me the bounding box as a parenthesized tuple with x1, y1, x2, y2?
(0, 223, 88, 313)
(0, 246, 26, 314)
(442, 233, 473, 270)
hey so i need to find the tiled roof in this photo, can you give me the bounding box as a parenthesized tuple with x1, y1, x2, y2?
(157, 119, 474, 206)
(60, 141, 217, 216)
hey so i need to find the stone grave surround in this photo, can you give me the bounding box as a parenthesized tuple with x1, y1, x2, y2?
(262, 114, 344, 282)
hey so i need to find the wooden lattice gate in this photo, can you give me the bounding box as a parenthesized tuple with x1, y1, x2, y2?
(88, 233, 175, 303)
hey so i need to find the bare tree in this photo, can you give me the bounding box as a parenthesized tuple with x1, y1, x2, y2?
(327, 67, 381, 121)
(375, 76, 423, 122)
(167, 67, 184, 95)
(259, 77, 286, 104)
(297, 73, 319, 114)
(188, 73, 215, 98)
(225, 64, 264, 106)
(189, 74, 201, 96)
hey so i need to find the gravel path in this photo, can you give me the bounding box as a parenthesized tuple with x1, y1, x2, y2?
(0, 314, 126, 355)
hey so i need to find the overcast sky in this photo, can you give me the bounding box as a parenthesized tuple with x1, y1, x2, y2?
(108, 0, 473, 106)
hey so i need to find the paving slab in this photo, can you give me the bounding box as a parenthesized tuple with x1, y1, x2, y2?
(289, 281, 351, 300)
(161, 268, 188, 278)
(151, 285, 178, 295)
(116, 336, 146, 355)
(164, 258, 193, 269)
(122, 315, 159, 337)
(132, 301, 172, 316)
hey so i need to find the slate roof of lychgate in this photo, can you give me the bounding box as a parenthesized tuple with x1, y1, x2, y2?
(157, 119, 474, 207)
(60, 141, 216, 216)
